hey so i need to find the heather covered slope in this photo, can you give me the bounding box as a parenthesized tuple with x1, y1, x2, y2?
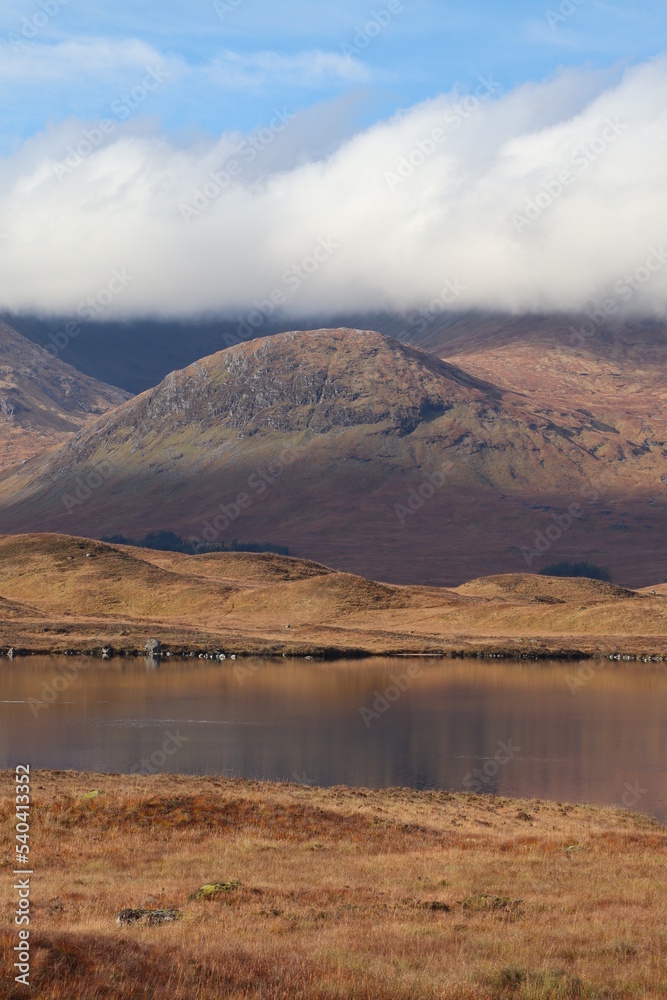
(0, 327, 663, 587)
(426, 314, 667, 491)
(0, 319, 130, 472)
(0, 534, 665, 658)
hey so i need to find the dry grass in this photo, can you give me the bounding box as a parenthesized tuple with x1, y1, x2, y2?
(1, 770, 665, 998)
(0, 534, 666, 660)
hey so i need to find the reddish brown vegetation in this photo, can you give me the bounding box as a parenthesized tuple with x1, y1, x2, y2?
(1, 771, 665, 998)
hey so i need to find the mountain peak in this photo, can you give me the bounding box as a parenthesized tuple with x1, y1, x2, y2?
(147, 326, 504, 438)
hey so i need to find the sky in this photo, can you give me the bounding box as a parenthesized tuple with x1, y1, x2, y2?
(1, 0, 666, 320)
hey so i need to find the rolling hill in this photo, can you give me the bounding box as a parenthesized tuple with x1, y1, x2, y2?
(0, 327, 664, 586)
(0, 533, 664, 658)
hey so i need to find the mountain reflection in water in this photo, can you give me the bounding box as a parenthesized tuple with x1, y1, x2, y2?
(1, 656, 664, 822)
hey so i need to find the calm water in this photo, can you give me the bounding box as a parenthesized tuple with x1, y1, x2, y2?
(1, 656, 665, 821)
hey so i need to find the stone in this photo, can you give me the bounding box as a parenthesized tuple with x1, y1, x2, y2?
(145, 639, 162, 656)
(116, 907, 182, 926)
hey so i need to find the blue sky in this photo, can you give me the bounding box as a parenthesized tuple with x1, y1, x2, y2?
(1, 0, 667, 151)
(1, 0, 666, 319)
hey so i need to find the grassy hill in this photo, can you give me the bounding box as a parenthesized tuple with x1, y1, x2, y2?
(0, 533, 665, 658)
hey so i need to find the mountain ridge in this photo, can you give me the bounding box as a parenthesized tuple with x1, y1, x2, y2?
(0, 319, 130, 472)
(7, 309, 667, 393)
(0, 326, 663, 586)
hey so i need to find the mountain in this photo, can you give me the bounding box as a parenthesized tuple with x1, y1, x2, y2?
(0, 319, 130, 473)
(3, 312, 250, 395)
(400, 312, 667, 446)
(0, 327, 664, 587)
(8, 309, 667, 395)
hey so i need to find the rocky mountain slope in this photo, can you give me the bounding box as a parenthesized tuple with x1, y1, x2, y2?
(0, 320, 130, 472)
(0, 327, 663, 587)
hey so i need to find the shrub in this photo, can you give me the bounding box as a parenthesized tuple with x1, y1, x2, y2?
(101, 531, 289, 556)
(539, 561, 611, 582)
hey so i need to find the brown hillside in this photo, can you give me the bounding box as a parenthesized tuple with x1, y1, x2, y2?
(0, 319, 129, 471)
(455, 574, 641, 603)
(0, 533, 664, 658)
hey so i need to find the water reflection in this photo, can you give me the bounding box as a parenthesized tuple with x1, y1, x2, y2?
(0, 656, 664, 821)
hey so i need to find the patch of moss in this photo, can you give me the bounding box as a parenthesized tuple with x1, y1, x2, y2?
(189, 880, 242, 901)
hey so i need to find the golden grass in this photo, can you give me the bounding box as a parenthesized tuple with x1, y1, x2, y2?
(1, 771, 665, 998)
(0, 534, 666, 660)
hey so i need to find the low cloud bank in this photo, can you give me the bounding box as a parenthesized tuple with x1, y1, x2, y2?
(1, 56, 666, 320)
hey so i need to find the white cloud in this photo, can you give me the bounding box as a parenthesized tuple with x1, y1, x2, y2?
(1, 56, 666, 320)
(205, 49, 368, 89)
(0, 37, 173, 82)
(0, 36, 364, 89)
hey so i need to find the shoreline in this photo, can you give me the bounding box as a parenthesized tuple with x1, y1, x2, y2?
(1, 768, 663, 825)
(1, 643, 665, 662)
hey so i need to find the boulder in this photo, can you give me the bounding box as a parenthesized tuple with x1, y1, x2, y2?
(116, 907, 182, 926)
